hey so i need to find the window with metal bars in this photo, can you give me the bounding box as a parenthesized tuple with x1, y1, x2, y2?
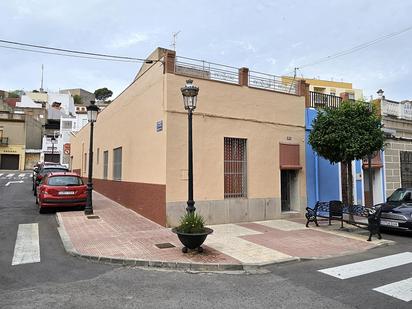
(224, 137, 247, 198)
(400, 151, 412, 187)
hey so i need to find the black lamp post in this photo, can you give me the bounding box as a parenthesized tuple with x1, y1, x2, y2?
(84, 101, 100, 215)
(51, 136, 56, 163)
(181, 79, 199, 213)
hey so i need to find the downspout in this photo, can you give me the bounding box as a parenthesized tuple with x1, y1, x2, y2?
(314, 153, 319, 201)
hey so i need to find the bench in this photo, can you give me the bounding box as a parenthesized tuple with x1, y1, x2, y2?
(305, 201, 383, 241)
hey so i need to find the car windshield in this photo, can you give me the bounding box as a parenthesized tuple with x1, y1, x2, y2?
(47, 176, 83, 186)
(387, 189, 412, 202)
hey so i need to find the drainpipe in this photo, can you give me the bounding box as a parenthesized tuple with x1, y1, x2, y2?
(315, 153, 319, 202)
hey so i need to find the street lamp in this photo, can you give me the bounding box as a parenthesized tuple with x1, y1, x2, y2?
(181, 79, 199, 213)
(84, 100, 100, 215)
(51, 136, 56, 163)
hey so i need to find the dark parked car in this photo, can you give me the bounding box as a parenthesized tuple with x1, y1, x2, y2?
(32, 161, 56, 190)
(36, 172, 86, 213)
(34, 165, 69, 196)
(375, 188, 412, 230)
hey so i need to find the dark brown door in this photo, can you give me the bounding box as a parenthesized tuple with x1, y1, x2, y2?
(0, 154, 19, 170)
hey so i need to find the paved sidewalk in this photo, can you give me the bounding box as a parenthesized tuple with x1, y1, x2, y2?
(56, 192, 393, 271)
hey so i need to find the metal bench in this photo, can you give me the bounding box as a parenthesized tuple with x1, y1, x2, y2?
(305, 201, 383, 241)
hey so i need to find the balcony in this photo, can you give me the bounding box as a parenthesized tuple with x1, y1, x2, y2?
(0, 137, 8, 146)
(381, 99, 412, 120)
(308, 91, 342, 109)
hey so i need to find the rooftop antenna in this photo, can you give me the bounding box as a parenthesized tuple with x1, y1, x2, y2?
(171, 31, 181, 51)
(288, 67, 298, 93)
(40, 64, 44, 92)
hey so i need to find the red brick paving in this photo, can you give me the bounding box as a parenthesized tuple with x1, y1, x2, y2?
(59, 192, 239, 265)
(239, 222, 375, 259)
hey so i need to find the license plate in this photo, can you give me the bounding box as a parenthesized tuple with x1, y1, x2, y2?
(380, 220, 399, 227)
(59, 191, 75, 195)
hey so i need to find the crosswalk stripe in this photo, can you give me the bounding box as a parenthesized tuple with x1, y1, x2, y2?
(11, 223, 40, 266)
(0, 173, 3, 177)
(373, 277, 412, 302)
(318, 252, 412, 279)
(6, 173, 14, 177)
(18, 173, 25, 178)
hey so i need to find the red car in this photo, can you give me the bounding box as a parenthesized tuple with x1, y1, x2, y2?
(36, 172, 87, 213)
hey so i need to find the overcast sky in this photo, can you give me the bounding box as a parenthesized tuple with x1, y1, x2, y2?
(0, 0, 411, 101)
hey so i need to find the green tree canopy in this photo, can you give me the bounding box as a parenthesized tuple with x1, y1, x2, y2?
(72, 94, 82, 105)
(94, 87, 113, 101)
(308, 101, 385, 207)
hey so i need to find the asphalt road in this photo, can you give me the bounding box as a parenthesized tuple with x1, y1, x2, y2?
(1, 170, 411, 309)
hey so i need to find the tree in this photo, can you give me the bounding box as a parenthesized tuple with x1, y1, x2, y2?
(308, 101, 385, 215)
(94, 87, 113, 101)
(8, 90, 21, 98)
(73, 94, 82, 105)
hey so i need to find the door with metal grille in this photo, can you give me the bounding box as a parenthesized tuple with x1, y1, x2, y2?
(400, 151, 412, 187)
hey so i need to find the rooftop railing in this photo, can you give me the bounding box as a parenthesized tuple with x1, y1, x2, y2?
(382, 99, 412, 120)
(248, 71, 298, 95)
(175, 56, 239, 84)
(174, 56, 300, 95)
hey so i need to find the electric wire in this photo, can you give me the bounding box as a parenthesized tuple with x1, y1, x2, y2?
(0, 39, 151, 62)
(296, 24, 412, 70)
(0, 44, 143, 63)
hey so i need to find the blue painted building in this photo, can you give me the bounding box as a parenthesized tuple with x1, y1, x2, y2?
(305, 108, 386, 208)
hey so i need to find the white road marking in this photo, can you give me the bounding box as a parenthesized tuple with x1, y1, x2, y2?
(318, 252, 412, 279)
(373, 277, 412, 302)
(5, 180, 24, 187)
(6, 173, 14, 178)
(206, 224, 293, 263)
(12, 223, 40, 266)
(0, 173, 3, 177)
(18, 173, 25, 178)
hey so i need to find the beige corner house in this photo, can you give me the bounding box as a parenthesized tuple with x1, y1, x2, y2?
(70, 48, 309, 226)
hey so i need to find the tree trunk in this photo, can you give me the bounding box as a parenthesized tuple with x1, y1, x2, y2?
(347, 160, 354, 223)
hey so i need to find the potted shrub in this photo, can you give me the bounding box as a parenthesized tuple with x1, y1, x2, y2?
(172, 212, 213, 253)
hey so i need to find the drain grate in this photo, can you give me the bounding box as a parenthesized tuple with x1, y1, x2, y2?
(87, 215, 100, 219)
(155, 243, 175, 249)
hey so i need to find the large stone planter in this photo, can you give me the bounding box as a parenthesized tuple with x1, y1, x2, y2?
(172, 227, 213, 253)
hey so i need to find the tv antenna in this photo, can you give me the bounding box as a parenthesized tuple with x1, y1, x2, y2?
(171, 31, 181, 51)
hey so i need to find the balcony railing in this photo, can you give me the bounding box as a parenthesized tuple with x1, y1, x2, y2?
(309, 91, 342, 109)
(381, 99, 412, 120)
(0, 137, 8, 146)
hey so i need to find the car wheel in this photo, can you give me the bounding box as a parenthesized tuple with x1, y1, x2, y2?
(39, 207, 45, 214)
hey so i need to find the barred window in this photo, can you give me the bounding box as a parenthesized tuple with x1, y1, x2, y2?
(224, 137, 247, 198)
(400, 151, 412, 187)
(103, 150, 108, 180)
(113, 147, 122, 181)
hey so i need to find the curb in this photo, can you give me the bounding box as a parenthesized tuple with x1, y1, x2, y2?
(55, 213, 303, 272)
(55, 213, 392, 272)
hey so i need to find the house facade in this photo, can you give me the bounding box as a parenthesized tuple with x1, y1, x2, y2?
(0, 111, 42, 170)
(375, 90, 412, 198)
(70, 48, 309, 226)
(304, 81, 385, 208)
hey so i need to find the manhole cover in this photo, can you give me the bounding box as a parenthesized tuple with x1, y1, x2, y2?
(87, 215, 100, 219)
(155, 243, 175, 249)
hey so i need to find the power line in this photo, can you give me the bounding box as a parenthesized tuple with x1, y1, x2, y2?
(0, 38, 157, 63)
(0, 44, 142, 63)
(295, 24, 412, 70)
